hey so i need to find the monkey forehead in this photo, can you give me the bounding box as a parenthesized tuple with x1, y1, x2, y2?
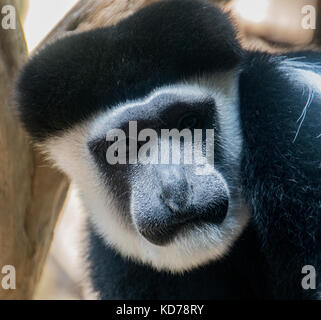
(88, 84, 215, 140)
(15, 0, 242, 141)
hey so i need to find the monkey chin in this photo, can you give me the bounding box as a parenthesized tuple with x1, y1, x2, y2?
(99, 201, 250, 274)
(147, 211, 249, 273)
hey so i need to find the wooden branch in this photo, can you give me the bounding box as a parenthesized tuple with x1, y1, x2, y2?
(0, 0, 69, 299)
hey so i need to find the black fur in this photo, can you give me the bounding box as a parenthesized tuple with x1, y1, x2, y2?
(87, 223, 271, 300)
(15, 0, 321, 299)
(239, 51, 321, 299)
(15, 0, 241, 140)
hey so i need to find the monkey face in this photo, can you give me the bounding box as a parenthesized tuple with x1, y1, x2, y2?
(15, 0, 248, 271)
(41, 80, 248, 272)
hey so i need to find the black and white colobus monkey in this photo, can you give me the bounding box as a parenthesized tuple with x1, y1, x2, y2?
(15, 0, 321, 299)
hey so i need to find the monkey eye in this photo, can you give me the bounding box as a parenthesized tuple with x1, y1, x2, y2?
(177, 112, 201, 130)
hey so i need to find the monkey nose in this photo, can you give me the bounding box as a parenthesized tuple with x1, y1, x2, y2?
(133, 165, 230, 246)
(158, 165, 190, 212)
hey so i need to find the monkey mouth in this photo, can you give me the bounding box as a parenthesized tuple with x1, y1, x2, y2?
(136, 201, 229, 246)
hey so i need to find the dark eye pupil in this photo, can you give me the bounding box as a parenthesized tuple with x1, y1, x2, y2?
(178, 113, 200, 130)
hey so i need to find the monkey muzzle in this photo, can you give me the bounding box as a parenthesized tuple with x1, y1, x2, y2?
(132, 164, 229, 246)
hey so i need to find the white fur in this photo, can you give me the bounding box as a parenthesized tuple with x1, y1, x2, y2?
(43, 72, 249, 272)
(197, 71, 243, 163)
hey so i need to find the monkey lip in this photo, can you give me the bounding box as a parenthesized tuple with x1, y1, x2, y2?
(137, 202, 228, 246)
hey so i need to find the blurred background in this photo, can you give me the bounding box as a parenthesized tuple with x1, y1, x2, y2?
(18, 0, 320, 300)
